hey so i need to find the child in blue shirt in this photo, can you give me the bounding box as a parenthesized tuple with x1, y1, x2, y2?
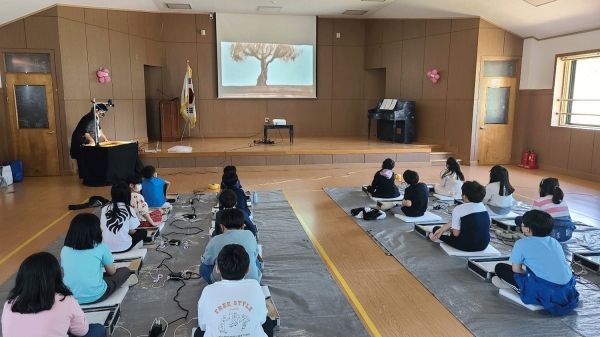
(493, 210, 579, 316)
(61, 214, 131, 304)
(200, 209, 261, 285)
(141, 165, 170, 207)
(430, 181, 491, 252)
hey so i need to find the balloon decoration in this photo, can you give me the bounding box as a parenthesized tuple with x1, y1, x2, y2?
(426, 69, 440, 83)
(96, 68, 111, 83)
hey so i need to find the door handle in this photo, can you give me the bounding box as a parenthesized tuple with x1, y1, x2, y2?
(46, 131, 56, 134)
(479, 126, 485, 130)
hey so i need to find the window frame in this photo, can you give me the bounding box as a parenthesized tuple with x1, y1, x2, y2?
(553, 51, 600, 128)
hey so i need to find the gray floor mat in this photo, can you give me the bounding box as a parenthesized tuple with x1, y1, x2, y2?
(325, 186, 600, 337)
(0, 191, 368, 337)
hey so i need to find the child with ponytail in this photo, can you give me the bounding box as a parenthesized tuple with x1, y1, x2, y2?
(515, 178, 576, 242)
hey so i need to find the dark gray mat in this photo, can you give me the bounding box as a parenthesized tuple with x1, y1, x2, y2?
(325, 186, 600, 337)
(0, 191, 367, 337)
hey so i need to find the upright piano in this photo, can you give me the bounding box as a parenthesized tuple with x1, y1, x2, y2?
(368, 100, 416, 144)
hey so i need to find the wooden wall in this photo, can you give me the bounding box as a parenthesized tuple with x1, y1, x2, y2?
(512, 90, 600, 181)
(0, 6, 161, 173)
(0, 6, 530, 171)
(176, 17, 372, 138)
(364, 18, 523, 163)
(0, 11, 62, 168)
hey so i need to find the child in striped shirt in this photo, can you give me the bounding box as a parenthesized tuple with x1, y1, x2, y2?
(516, 178, 575, 242)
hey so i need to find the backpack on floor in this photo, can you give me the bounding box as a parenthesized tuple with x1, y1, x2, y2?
(9, 160, 23, 182)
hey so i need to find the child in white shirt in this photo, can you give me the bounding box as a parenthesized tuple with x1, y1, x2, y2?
(195, 244, 275, 337)
(434, 157, 464, 197)
(100, 182, 146, 253)
(483, 165, 514, 216)
(126, 174, 162, 227)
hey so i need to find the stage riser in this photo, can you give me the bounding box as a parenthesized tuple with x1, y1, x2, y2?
(140, 152, 432, 169)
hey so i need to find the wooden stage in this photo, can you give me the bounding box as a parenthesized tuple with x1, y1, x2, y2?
(139, 136, 440, 168)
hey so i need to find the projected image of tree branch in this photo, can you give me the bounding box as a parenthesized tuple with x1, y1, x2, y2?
(221, 42, 314, 98)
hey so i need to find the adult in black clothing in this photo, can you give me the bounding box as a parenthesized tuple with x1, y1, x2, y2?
(391, 170, 429, 217)
(70, 104, 109, 178)
(366, 158, 400, 198)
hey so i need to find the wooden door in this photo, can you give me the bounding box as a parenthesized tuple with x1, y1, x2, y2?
(5, 73, 60, 176)
(477, 77, 517, 165)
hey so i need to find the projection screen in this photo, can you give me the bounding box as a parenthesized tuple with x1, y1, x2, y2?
(216, 13, 317, 99)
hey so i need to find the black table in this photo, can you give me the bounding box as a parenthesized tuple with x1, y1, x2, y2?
(80, 142, 143, 187)
(264, 125, 294, 143)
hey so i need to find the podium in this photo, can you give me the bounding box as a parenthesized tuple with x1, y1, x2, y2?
(80, 142, 142, 187)
(159, 98, 181, 142)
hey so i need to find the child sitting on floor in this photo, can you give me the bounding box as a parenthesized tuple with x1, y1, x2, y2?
(100, 182, 147, 253)
(61, 214, 132, 305)
(492, 210, 579, 316)
(141, 165, 170, 208)
(214, 189, 257, 237)
(515, 178, 575, 242)
(2, 252, 106, 337)
(390, 170, 428, 217)
(430, 181, 491, 252)
(434, 157, 464, 197)
(222, 171, 251, 216)
(200, 209, 261, 285)
(126, 174, 162, 228)
(195, 244, 274, 337)
(483, 165, 514, 216)
(220, 165, 242, 190)
(366, 158, 400, 198)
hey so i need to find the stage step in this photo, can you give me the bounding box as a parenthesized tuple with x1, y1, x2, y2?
(430, 152, 462, 166)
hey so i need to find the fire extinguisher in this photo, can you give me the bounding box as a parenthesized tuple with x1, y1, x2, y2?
(527, 150, 538, 169)
(518, 150, 530, 168)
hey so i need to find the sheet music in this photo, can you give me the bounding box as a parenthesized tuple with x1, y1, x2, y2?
(380, 99, 398, 110)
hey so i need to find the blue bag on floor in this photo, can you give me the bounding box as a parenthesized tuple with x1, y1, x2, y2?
(5, 160, 23, 182)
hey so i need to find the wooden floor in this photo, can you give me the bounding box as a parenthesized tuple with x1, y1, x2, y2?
(1, 164, 599, 336)
(140, 136, 436, 157)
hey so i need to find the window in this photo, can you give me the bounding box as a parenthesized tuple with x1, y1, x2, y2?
(555, 53, 600, 127)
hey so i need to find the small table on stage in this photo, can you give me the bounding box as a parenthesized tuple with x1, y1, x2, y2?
(264, 125, 294, 143)
(80, 142, 142, 187)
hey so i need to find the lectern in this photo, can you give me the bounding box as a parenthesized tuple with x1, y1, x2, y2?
(159, 98, 181, 142)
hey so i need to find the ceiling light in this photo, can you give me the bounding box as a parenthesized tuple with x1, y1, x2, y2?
(165, 3, 192, 9)
(523, 0, 557, 6)
(343, 10, 368, 15)
(257, 6, 283, 12)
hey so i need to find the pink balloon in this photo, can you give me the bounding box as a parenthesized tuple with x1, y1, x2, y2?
(432, 78, 438, 83)
(104, 76, 111, 82)
(434, 74, 440, 80)
(98, 77, 106, 83)
(432, 69, 438, 75)
(96, 70, 104, 77)
(427, 71, 432, 77)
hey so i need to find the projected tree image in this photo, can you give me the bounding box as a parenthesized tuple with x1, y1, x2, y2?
(229, 43, 301, 86)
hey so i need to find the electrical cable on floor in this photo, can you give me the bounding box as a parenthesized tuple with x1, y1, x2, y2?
(172, 317, 198, 337)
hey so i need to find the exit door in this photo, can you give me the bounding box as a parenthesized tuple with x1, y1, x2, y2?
(5, 73, 60, 176)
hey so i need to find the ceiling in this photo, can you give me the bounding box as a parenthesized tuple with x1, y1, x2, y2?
(1, 0, 599, 39)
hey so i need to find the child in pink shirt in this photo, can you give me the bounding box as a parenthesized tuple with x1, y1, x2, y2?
(515, 177, 575, 242)
(1, 252, 105, 337)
